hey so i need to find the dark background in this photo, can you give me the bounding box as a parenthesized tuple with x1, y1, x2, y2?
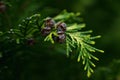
(0, 0, 120, 80)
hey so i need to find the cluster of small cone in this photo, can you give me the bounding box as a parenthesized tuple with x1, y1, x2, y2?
(27, 38, 35, 46)
(41, 17, 66, 43)
(41, 17, 55, 36)
(0, 1, 6, 13)
(56, 22, 66, 43)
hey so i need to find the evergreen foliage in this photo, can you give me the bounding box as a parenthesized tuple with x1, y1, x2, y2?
(0, 10, 104, 77)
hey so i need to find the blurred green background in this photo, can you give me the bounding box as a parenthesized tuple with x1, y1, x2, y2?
(0, 0, 120, 80)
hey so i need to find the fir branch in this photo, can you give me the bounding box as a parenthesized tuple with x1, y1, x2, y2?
(66, 27, 104, 77)
(42, 11, 104, 77)
(0, 10, 103, 77)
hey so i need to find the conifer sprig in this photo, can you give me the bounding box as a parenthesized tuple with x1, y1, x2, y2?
(44, 10, 104, 77)
(0, 10, 104, 77)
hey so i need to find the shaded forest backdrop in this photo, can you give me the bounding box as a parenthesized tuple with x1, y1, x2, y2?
(0, 0, 120, 80)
